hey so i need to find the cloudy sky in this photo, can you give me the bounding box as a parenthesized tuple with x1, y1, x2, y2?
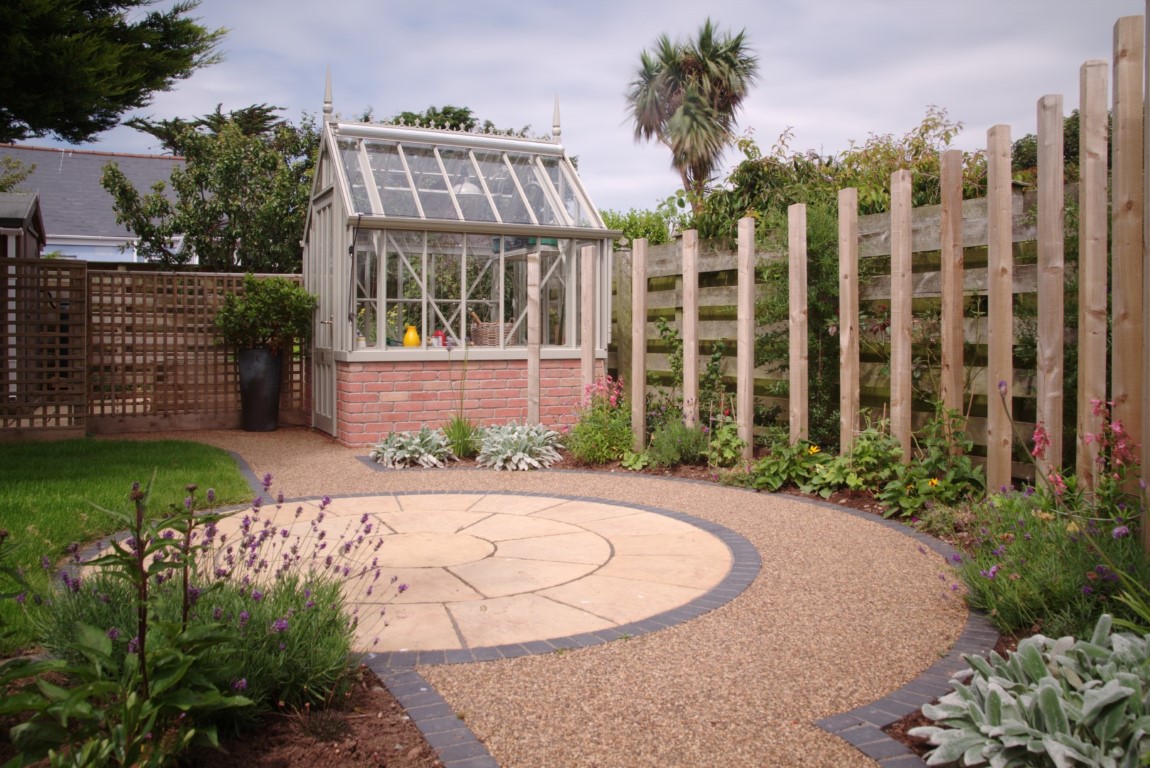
(51, 0, 1145, 213)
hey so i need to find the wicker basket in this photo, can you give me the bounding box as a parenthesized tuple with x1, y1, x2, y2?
(470, 321, 502, 346)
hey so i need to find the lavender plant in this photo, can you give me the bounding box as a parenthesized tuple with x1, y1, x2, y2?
(20, 475, 408, 763)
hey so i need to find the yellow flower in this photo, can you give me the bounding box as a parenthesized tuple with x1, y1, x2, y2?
(1032, 510, 1055, 522)
(1066, 521, 1080, 535)
(808, 445, 820, 455)
(928, 477, 939, 487)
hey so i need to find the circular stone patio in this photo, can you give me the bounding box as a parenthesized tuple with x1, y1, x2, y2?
(220, 491, 754, 655)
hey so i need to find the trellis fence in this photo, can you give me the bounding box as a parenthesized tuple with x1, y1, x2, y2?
(1, 265, 307, 440)
(615, 14, 1149, 554)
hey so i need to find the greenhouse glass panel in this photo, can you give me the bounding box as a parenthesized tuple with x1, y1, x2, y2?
(441, 148, 497, 222)
(507, 152, 561, 226)
(403, 145, 457, 221)
(354, 230, 380, 348)
(337, 138, 371, 214)
(364, 141, 418, 218)
(385, 231, 426, 344)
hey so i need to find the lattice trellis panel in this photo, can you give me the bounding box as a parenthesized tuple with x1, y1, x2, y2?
(87, 271, 307, 430)
(1, 259, 88, 437)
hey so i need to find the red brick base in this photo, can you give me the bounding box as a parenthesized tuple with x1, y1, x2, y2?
(333, 358, 604, 446)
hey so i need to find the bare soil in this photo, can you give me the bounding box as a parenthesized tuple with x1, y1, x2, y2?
(192, 666, 442, 768)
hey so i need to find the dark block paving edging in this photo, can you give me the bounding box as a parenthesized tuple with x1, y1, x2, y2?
(803, 496, 1000, 767)
(245, 458, 997, 768)
(358, 489, 762, 768)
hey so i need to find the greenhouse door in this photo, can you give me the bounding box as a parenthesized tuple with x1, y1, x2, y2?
(308, 192, 337, 436)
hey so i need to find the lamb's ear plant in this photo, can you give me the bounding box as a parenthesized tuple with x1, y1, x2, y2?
(910, 614, 1150, 768)
(370, 427, 457, 468)
(476, 423, 563, 471)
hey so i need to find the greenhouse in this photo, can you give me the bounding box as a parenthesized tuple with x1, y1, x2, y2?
(302, 85, 619, 445)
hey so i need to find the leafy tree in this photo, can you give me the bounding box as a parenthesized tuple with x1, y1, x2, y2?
(626, 18, 758, 213)
(390, 105, 529, 137)
(0, 157, 33, 193)
(101, 106, 318, 273)
(600, 207, 674, 247)
(0, 0, 224, 143)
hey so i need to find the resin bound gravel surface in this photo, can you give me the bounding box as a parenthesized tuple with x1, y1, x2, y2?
(112, 428, 970, 767)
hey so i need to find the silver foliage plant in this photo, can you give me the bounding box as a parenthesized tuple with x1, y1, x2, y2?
(910, 614, 1150, 768)
(369, 427, 457, 468)
(476, 423, 563, 471)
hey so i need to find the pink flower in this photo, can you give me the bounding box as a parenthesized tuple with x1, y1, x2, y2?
(1031, 422, 1050, 461)
(1048, 472, 1067, 497)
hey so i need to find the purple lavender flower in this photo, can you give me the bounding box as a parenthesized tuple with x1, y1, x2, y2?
(232, 678, 247, 691)
(15, 592, 26, 605)
(213, 607, 223, 620)
(997, 380, 1008, 396)
(397, 583, 409, 593)
(207, 488, 216, 503)
(262, 473, 273, 492)
(1113, 525, 1131, 539)
(980, 564, 1000, 580)
(272, 617, 289, 633)
(949, 554, 962, 564)
(107, 627, 121, 641)
(251, 590, 263, 602)
(320, 496, 331, 510)
(40, 555, 52, 571)
(128, 636, 140, 653)
(239, 610, 250, 628)
(161, 530, 175, 540)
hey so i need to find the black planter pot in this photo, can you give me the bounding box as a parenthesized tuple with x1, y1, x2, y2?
(238, 348, 283, 432)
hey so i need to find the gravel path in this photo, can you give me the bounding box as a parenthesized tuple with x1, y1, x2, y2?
(113, 427, 969, 767)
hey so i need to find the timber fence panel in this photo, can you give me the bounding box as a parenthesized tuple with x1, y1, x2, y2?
(0, 259, 87, 440)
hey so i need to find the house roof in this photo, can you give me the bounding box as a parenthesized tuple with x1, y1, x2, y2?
(0, 144, 182, 239)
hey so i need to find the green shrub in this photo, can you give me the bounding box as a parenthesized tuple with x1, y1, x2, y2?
(566, 375, 632, 464)
(477, 423, 563, 471)
(748, 439, 827, 492)
(956, 490, 1150, 638)
(443, 415, 481, 459)
(801, 423, 902, 498)
(911, 614, 1150, 767)
(706, 416, 746, 468)
(369, 427, 457, 468)
(647, 420, 709, 468)
(878, 406, 983, 517)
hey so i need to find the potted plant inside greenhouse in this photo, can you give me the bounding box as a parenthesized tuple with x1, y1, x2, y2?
(214, 274, 317, 431)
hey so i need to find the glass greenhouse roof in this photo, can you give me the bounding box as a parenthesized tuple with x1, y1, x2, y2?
(329, 122, 605, 230)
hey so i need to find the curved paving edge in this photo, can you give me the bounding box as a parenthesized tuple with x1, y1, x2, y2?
(802, 498, 1000, 768)
(361, 490, 760, 768)
(239, 453, 997, 768)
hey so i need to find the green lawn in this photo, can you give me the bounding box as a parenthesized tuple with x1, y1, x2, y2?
(0, 438, 253, 652)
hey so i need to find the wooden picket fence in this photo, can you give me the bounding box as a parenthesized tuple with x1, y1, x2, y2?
(1, 264, 308, 440)
(614, 14, 1149, 554)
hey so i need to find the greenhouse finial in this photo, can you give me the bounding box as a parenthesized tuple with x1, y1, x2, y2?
(323, 67, 333, 122)
(552, 95, 561, 142)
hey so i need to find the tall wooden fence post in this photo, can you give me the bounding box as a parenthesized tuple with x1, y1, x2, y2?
(1143, 6, 1150, 557)
(838, 189, 859, 452)
(788, 204, 808, 443)
(939, 149, 964, 419)
(614, 247, 633, 399)
(631, 239, 648, 452)
(1078, 60, 1109, 489)
(987, 125, 1014, 492)
(682, 230, 700, 427)
(737, 217, 756, 461)
(1112, 16, 1144, 479)
(526, 251, 541, 424)
(890, 170, 913, 463)
(580, 244, 596, 392)
(1037, 95, 1065, 478)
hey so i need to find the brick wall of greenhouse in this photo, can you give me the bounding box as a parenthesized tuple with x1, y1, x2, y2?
(335, 358, 603, 446)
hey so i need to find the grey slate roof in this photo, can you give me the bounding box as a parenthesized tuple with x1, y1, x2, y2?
(0, 191, 42, 230)
(0, 144, 182, 239)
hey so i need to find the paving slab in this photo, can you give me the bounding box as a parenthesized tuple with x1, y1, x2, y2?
(306, 492, 739, 652)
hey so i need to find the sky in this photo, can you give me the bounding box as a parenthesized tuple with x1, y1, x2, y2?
(45, 0, 1147, 213)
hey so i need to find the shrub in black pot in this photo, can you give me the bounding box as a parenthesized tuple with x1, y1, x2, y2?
(214, 274, 317, 431)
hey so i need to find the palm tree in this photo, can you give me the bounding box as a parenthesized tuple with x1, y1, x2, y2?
(626, 19, 758, 213)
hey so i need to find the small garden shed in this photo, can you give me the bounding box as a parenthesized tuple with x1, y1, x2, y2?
(303, 86, 619, 445)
